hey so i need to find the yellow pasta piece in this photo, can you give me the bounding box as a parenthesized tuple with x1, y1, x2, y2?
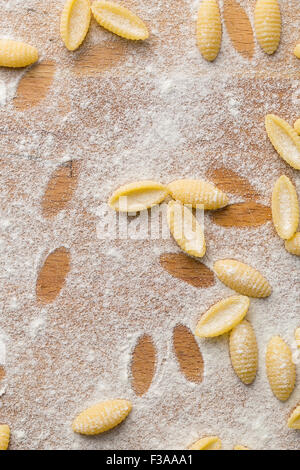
(72, 399, 132, 435)
(229, 320, 258, 385)
(0, 39, 38, 68)
(254, 0, 281, 55)
(60, 0, 91, 51)
(196, 0, 222, 62)
(295, 327, 300, 347)
(285, 233, 300, 256)
(109, 181, 168, 212)
(91, 1, 149, 40)
(234, 445, 250, 450)
(214, 259, 271, 298)
(195, 295, 250, 338)
(272, 176, 299, 240)
(167, 179, 228, 210)
(265, 114, 300, 170)
(0, 425, 10, 450)
(293, 44, 300, 59)
(293, 118, 300, 135)
(167, 201, 206, 258)
(188, 436, 222, 450)
(266, 336, 296, 402)
(287, 405, 300, 429)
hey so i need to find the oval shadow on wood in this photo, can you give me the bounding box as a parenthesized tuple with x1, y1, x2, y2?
(131, 334, 156, 396)
(36, 247, 71, 304)
(206, 167, 260, 200)
(73, 43, 127, 75)
(14, 61, 56, 110)
(0, 366, 5, 382)
(173, 325, 204, 384)
(160, 253, 215, 288)
(210, 202, 271, 227)
(223, 0, 254, 59)
(42, 160, 80, 218)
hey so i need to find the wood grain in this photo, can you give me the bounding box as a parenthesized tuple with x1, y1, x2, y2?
(131, 334, 156, 396)
(0, 366, 5, 382)
(42, 160, 80, 218)
(160, 253, 215, 288)
(223, 0, 254, 59)
(73, 43, 128, 75)
(36, 247, 71, 304)
(14, 61, 56, 110)
(173, 325, 204, 384)
(210, 202, 272, 227)
(206, 167, 260, 200)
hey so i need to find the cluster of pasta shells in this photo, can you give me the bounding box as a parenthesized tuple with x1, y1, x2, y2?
(60, 0, 149, 51)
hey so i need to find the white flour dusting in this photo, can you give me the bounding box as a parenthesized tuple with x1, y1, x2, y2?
(0, 0, 299, 450)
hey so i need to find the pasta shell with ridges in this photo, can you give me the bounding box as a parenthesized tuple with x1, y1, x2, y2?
(266, 336, 296, 402)
(214, 259, 271, 298)
(109, 181, 168, 212)
(0, 425, 10, 450)
(272, 176, 299, 240)
(254, 0, 281, 55)
(0, 39, 38, 67)
(167, 179, 228, 210)
(60, 0, 91, 51)
(287, 405, 300, 429)
(196, 0, 222, 61)
(188, 436, 222, 450)
(265, 114, 300, 169)
(285, 233, 300, 256)
(229, 320, 258, 384)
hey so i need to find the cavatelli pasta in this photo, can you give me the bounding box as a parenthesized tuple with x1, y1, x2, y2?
(0, 39, 38, 67)
(195, 295, 250, 338)
(265, 114, 300, 170)
(167, 200, 206, 258)
(254, 0, 281, 55)
(72, 399, 132, 435)
(294, 118, 300, 135)
(167, 179, 228, 210)
(229, 320, 258, 385)
(188, 436, 222, 450)
(0, 425, 10, 450)
(287, 405, 300, 429)
(60, 0, 91, 51)
(285, 233, 300, 256)
(272, 176, 299, 240)
(196, 0, 222, 62)
(91, 1, 149, 40)
(109, 181, 168, 212)
(266, 336, 296, 402)
(213, 259, 271, 298)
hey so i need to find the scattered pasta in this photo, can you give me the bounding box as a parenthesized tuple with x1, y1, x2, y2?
(188, 436, 222, 450)
(295, 328, 300, 347)
(254, 0, 281, 55)
(265, 114, 300, 170)
(214, 259, 271, 298)
(285, 233, 300, 256)
(195, 295, 250, 338)
(109, 181, 168, 212)
(266, 336, 296, 402)
(272, 175, 299, 240)
(0, 39, 38, 67)
(293, 45, 300, 59)
(0, 425, 10, 451)
(294, 118, 300, 135)
(167, 179, 228, 210)
(91, 1, 149, 40)
(72, 399, 132, 435)
(167, 201, 206, 258)
(60, 0, 91, 51)
(196, 0, 222, 62)
(229, 320, 258, 385)
(287, 405, 300, 429)
(234, 445, 250, 450)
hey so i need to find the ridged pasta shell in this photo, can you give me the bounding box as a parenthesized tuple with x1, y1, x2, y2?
(167, 179, 228, 210)
(265, 114, 300, 170)
(214, 259, 271, 298)
(109, 181, 168, 212)
(295, 328, 300, 347)
(188, 436, 222, 450)
(0, 425, 10, 450)
(196, 0, 222, 61)
(60, 0, 91, 51)
(287, 405, 300, 429)
(72, 399, 132, 435)
(234, 445, 249, 450)
(195, 295, 250, 338)
(167, 201, 206, 258)
(91, 1, 149, 40)
(285, 233, 300, 256)
(272, 176, 299, 240)
(0, 39, 38, 67)
(254, 0, 281, 55)
(229, 320, 258, 384)
(294, 118, 300, 135)
(266, 336, 296, 402)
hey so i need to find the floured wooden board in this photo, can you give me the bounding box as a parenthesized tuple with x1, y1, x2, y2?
(0, 0, 299, 450)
